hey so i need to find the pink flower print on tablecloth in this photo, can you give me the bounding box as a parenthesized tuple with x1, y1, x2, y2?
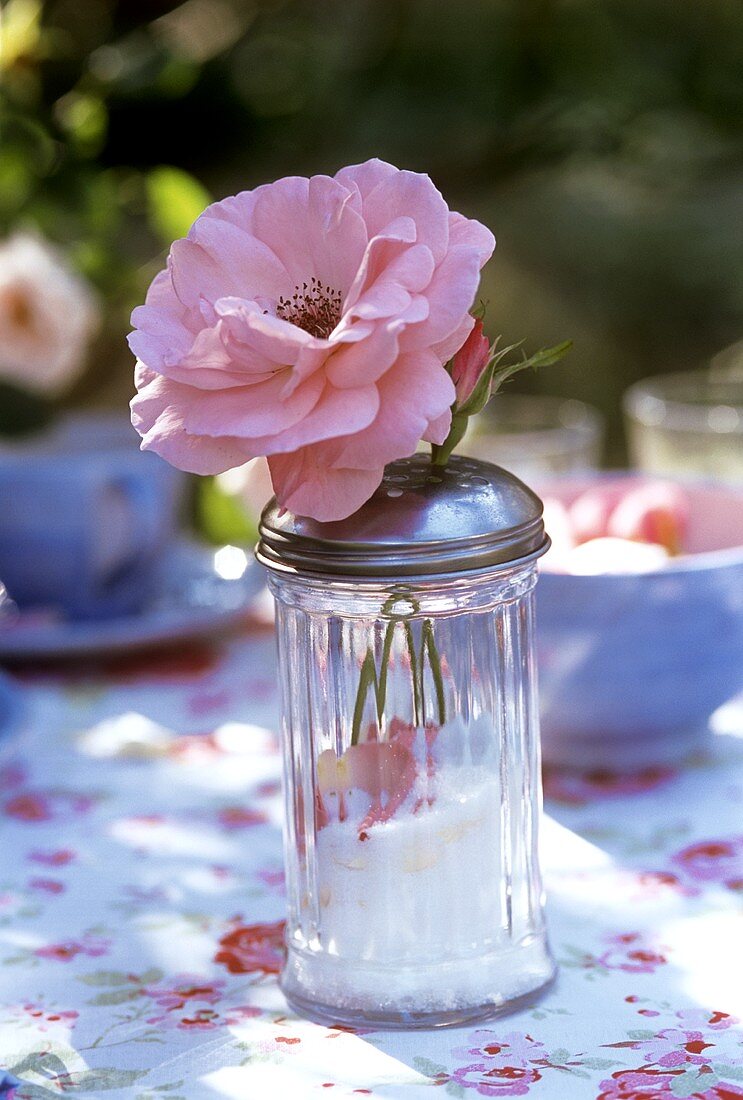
(0, 763, 26, 790)
(216, 805, 268, 830)
(450, 1032, 550, 1097)
(543, 766, 677, 806)
(214, 919, 285, 975)
(625, 1028, 713, 1069)
(671, 836, 743, 890)
(27, 849, 76, 867)
(157, 999, 261, 1032)
(3, 789, 96, 823)
(451, 1063, 543, 1097)
(564, 931, 669, 976)
(145, 985, 261, 1034)
(597, 933, 669, 975)
(454, 1031, 549, 1066)
(632, 870, 692, 900)
(70, 969, 264, 1034)
(142, 976, 238, 1030)
(144, 976, 225, 1013)
(598, 1072, 743, 1100)
(35, 933, 111, 962)
(675, 1009, 741, 1033)
(28, 877, 64, 894)
(696, 1087, 743, 1099)
(595, 1068, 682, 1099)
(256, 867, 285, 894)
(602, 1017, 743, 1098)
(20, 1003, 78, 1032)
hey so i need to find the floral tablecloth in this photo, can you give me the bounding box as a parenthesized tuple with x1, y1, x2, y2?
(1, 629, 742, 1100)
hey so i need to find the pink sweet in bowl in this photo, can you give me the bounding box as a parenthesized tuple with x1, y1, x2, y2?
(535, 475, 743, 770)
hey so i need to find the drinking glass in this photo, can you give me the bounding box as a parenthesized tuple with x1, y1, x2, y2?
(463, 395, 604, 483)
(624, 370, 743, 482)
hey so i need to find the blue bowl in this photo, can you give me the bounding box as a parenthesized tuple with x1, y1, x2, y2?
(535, 477, 743, 769)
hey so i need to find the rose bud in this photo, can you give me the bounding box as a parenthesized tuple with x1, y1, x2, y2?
(451, 317, 491, 406)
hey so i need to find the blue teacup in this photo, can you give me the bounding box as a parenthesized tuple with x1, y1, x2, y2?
(0, 413, 184, 621)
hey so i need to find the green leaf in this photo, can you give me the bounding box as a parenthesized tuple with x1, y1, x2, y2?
(146, 166, 211, 245)
(714, 1065, 743, 1081)
(139, 967, 165, 983)
(10, 1051, 71, 1077)
(487, 339, 573, 402)
(64, 1069, 148, 1090)
(461, 338, 572, 416)
(671, 1069, 717, 1097)
(89, 988, 142, 1005)
(79, 969, 132, 987)
(413, 1056, 447, 1077)
(627, 1029, 657, 1040)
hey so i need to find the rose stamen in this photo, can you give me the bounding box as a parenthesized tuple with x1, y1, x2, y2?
(276, 277, 342, 339)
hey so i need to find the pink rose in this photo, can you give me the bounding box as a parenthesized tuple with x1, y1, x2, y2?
(596, 1068, 680, 1099)
(130, 158, 494, 520)
(671, 836, 743, 888)
(213, 919, 285, 975)
(451, 317, 490, 404)
(597, 931, 669, 974)
(0, 233, 99, 395)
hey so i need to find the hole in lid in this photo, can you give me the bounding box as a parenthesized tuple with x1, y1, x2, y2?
(387, 487, 403, 498)
(470, 475, 488, 486)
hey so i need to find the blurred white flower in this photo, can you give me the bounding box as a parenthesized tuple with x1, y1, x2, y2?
(0, 232, 100, 395)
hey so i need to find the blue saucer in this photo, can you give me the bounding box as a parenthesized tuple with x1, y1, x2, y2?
(0, 670, 23, 745)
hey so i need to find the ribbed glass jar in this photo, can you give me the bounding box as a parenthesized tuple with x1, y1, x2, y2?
(258, 455, 556, 1028)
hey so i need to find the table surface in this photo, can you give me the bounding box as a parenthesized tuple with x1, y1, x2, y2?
(1, 629, 742, 1100)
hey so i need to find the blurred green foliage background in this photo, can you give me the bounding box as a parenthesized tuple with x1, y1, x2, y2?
(2, 0, 742, 459)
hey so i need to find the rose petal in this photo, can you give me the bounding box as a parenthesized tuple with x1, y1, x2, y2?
(251, 174, 367, 293)
(249, 382, 380, 455)
(189, 216, 289, 301)
(448, 211, 496, 264)
(361, 170, 450, 264)
(332, 351, 455, 469)
(181, 370, 325, 438)
(268, 444, 383, 522)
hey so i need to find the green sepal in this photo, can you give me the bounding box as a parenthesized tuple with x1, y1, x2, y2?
(434, 337, 572, 469)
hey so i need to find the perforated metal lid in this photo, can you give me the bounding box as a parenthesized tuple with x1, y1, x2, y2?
(257, 454, 549, 580)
